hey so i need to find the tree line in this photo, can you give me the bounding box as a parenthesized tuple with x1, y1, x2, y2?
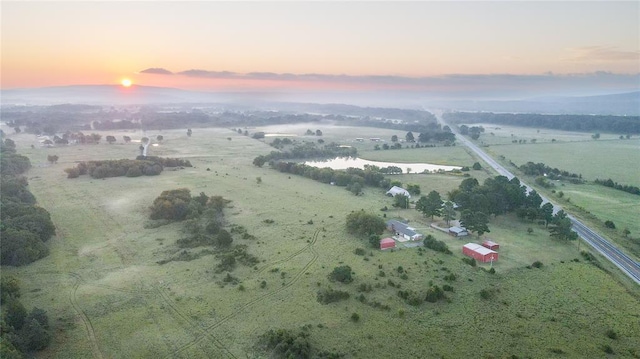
(443, 112, 640, 134)
(1, 139, 56, 267)
(64, 156, 191, 179)
(519, 161, 583, 182)
(252, 141, 357, 167)
(594, 178, 640, 196)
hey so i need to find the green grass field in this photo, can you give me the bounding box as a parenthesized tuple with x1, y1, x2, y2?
(3, 124, 640, 358)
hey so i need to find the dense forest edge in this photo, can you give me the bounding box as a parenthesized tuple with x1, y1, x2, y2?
(1, 138, 54, 357)
(443, 112, 640, 134)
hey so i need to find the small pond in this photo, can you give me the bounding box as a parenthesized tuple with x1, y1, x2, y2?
(304, 157, 460, 174)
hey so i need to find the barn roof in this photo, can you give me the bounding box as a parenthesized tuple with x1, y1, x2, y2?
(380, 238, 395, 244)
(449, 226, 468, 234)
(386, 220, 421, 238)
(463, 243, 497, 256)
(483, 240, 499, 247)
(386, 186, 411, 198)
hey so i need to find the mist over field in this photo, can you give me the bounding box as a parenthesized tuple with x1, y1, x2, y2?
(2, 84, 639, 116)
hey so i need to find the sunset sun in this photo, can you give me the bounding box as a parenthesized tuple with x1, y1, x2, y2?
(121, 78, 132, 87)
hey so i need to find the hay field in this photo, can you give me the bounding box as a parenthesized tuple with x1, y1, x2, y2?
(3, 124, 640, 358)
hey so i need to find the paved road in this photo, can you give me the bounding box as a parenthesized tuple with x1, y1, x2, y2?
(433, 110, 640, 285)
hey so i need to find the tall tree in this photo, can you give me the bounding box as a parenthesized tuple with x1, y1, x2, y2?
(416, 191, 443, 219)
(442, 201, 456, 226)
(539, 202, 554, 227)
(405, 131, 414, 142)
(460, 210, 490, 237)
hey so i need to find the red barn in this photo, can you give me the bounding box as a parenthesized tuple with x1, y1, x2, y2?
(482, 240, 500, 251)
(380, 238, 396, 250)
(463, 243, 498, 263)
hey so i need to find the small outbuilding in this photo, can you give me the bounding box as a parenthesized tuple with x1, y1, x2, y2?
(482, 240, 500, 251)
(448, 226, 469, 237)
(380, 238, 396, 250)
(386, 186, 411, 199)
(463, 243, 499, 263)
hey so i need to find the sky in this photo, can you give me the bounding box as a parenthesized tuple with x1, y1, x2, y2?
(2, 1, 639, 97)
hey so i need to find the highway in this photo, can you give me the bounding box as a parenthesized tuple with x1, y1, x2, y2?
(433, 110, 640, 285)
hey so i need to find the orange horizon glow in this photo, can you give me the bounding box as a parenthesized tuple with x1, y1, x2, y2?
(121, 78, 132, 87)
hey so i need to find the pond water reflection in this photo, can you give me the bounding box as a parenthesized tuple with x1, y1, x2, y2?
(304, 157, 460, 174)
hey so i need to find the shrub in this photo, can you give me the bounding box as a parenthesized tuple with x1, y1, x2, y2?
(354, 248, 366, 256)
(397, 290, 423, 306)
(605, 329, 618, 340)
(443, 273, 457, 282)
(329, 265, 353, 283)
(531, 261, 543, 268)
(317, 288, 350, 304)
(350, 313, 360, 322)
(479, 287, 499, 300)
(462, 257, 477, 267)
(424, 285, 445, 303)
(423, 235, 452, 254)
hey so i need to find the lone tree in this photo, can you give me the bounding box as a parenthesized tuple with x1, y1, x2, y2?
(346, 210, 386, 237)
(405, 131, 415, 142)
(105, 135, 117, 144)
(123, 136, 132, 143)
(391, 135, 398, 142)
(187, 128, 192, 137)
(46, 155, 59, 164)
(156, 135, 164, 142)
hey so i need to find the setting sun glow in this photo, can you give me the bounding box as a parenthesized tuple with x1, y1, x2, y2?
(121, 78, 132, 87)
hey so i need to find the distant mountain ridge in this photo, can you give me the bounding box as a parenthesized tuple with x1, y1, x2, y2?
(1, 85, 638, 115)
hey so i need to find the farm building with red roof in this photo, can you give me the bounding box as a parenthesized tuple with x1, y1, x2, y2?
(380, 238, 396, 250)
(482, 240, 500, 250)
(463, 243, 498, 263)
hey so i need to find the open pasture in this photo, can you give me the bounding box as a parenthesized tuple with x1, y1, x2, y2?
(3, 125, 640, 358)
(469, 123, 623, 146)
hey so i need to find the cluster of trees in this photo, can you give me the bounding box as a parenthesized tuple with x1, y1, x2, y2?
(256, 328, 342, 359)
(594, 178, 640, 196)
(252, 142, 357, 167)
(459, 125, 485, 140)
(443, 112, 640, 134)
(304, 129, 323, 136)
(1, 139, 56, 266)
(64, 156, 191, 179)
(1, 276, 52, 357)
(149, 189, 227, 222)
(519, 161, 583, 182)
(345, 210, 387, 237)
(268, 162, 400, 196)
(443, 175, 577, 240)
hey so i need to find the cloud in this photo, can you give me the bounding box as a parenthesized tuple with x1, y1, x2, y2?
(138, 67, 639, 97)
(139, 68, 174, 75)
(562, 46, 640, 62)
(178, 69, 238, 78)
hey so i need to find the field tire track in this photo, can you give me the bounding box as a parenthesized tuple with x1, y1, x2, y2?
(154, 285, 237, 359)
(68, 273, 104, 359)
(165, 228, 321, 357)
